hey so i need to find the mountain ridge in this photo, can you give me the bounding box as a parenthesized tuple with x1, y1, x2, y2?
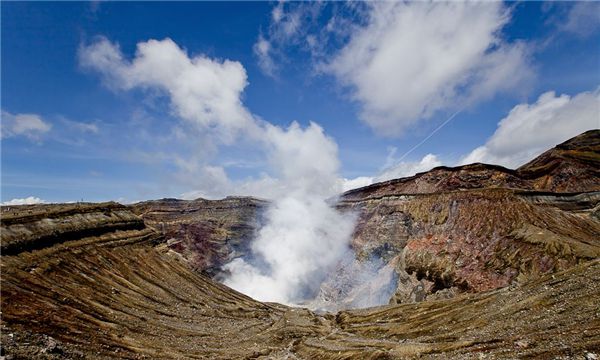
(342, 129, 600, 201)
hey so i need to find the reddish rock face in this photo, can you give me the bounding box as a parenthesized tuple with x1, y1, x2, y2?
(129, 131, 600, 306)
(337, 130, 600, 303)
(517, 130, 600, 192)
(339, 190, 600, 303)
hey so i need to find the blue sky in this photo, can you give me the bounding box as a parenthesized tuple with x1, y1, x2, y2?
(2, 1, 599, 204)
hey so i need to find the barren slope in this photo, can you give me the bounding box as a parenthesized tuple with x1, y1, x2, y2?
(1, 204, 599, 359)
(342, 129, 600, 201)
(336, 189, 600, 304)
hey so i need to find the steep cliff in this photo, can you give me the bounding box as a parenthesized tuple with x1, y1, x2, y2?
(337, 189, 600, 304)
(129, 196, 267, 276)
(1, 202, 160, 256)
(334, 130, 600, 304)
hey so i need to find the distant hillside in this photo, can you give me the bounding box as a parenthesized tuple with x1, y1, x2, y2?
(342, 129, 600, 201)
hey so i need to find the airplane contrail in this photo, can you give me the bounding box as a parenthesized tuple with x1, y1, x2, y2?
(395, 107, 465, 163)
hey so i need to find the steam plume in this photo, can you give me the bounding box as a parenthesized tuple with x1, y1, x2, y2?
(224, 123, 356, 304)
(80, 37, 357, 305)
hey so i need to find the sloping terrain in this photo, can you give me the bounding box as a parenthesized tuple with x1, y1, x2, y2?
(1, 203, 599, 359)
(124, 132, 600, 307)
(342, 129, 600, 201)
(518, 129, 600, 192)
(130, 197, 266, 276)
(337, 189, 600, 304)
(2, 131, 599, 358)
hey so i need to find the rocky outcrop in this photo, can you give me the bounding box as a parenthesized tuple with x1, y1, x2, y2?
(1, 204, 599, 359)
(125, 131, 600, 309)
(334, 130, 600, 305)
(518, 129, 600, 192)
(130, 196, 267, 275)
(1, 202, 160, 256)
(336, 189, 600, 304)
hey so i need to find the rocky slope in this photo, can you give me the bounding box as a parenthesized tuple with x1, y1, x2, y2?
(1, 203, 599, 359)
(329, 130, 600, 305)
(129, 197, 267, 276)
(335, 188, 600, 306)
(342, 129, 600, 201)
(1, 202, 160, 256)
(517, 129, 600, 192)
(124, 131, 600, 308)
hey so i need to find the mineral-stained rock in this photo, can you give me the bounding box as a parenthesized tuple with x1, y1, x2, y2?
(132, 131, 600, 307)
(1, 202, 161, 256)
(129, 196, 267, 275)
(339, 189, 600, 303)
(1, 131, 600, 358)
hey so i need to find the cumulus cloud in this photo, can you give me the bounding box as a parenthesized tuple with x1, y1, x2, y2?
(1, 111, 51, 140)
(461, 89, 600, 168)
(326, 2, 532, 136)
(1, 196, 46, 206)
(79, 37, 257, 142)
(340, 176, 374, 192)
(340, 153, 443, 192)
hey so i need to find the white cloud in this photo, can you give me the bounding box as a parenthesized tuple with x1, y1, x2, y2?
(254, 35, 277, 78)
(79, 37, 257, 143)
(2, 196, 46, 206)
(339, 153, 443, 192)
(181, 121, 345, 200)
(1, 111, 51, 140)
(560, 2, 600, 37)
(326, 2, 532, 136)
(461, 89, 600, 169)
(340, 176, 374, 192)
(376, 154, 442, 182)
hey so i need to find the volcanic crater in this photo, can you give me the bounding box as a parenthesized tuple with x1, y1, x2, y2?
(1, 130, 599, 359)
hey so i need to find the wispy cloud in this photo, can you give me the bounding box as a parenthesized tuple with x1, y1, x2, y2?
(1, 111, 51, 140)
(254, 34, 277, 78)
(325, 2, 533, 136)
(1, 196, 46, 206)
(558, 2, 600, 38)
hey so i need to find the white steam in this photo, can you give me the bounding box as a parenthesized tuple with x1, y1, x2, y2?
(224, 122, 356, 304)
(80, 37, 356, 305)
